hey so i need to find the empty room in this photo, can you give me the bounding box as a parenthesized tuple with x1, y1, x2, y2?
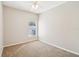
(0, 0, 79, 57)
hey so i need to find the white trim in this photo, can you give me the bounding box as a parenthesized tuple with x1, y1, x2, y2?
(3, 39, 38, 48)
(40, 40, 79, 56)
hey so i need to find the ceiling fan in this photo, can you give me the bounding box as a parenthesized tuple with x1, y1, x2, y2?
(32, 1, 39, 9)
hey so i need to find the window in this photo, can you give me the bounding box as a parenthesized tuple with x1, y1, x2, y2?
(28, 22, 36, 37)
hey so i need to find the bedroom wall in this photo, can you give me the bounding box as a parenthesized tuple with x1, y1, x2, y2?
(3, 6, 38, 47)
(0, 2, 3, 56)
(39, 1, 79, 55)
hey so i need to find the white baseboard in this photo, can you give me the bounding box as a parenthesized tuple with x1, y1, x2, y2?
(40, 40, 79, 56)
(3, 39, 38, 48)
(0, 47, 3, 57)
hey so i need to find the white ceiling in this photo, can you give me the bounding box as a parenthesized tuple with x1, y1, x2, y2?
(3, 1, 66, 14)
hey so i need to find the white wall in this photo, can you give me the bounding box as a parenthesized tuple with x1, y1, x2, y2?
(4, 6, 38, 47)
(0, 2, 3, 56)
(39, 2, 79, 55)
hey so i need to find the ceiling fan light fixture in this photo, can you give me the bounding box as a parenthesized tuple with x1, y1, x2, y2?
(32, 1, 38, 9)
(32, 4, 38, 9)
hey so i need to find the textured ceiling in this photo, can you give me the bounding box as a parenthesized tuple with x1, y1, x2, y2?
(3, 1, 66, 14)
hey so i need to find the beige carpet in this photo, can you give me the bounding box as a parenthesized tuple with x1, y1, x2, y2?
(2, 40, 79, 57)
